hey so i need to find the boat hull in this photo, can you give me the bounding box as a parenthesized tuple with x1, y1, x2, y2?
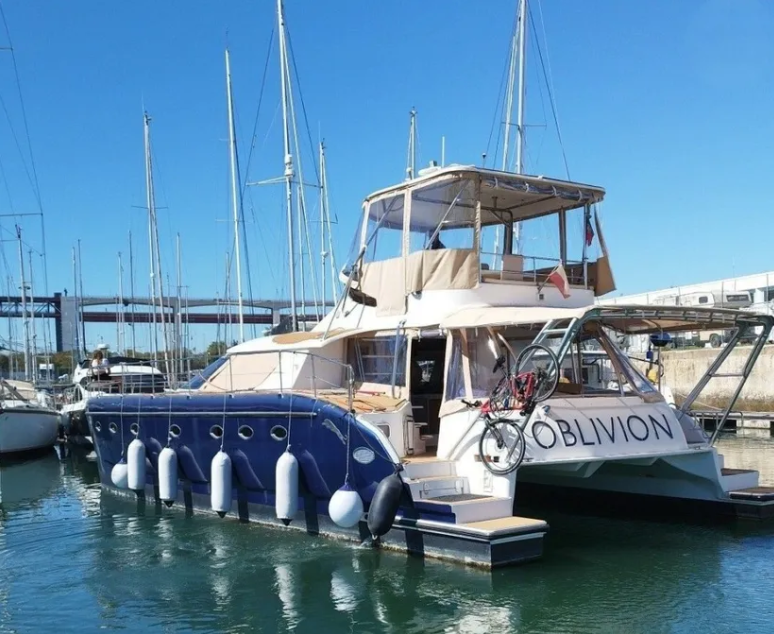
(0, 408, 61, 455)
(87, 393, 546, 568)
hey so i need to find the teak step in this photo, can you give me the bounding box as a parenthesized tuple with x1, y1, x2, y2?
(462, 515, 547, 535)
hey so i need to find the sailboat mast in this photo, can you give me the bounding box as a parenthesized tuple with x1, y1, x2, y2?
(28, 249, 36, 378)
(175, 233, 183, 382)
(225, 48, 245, 342)
(319, 141, 326, 309)
(128, 231, 136, 352)
(71, 248, 78, 369)
(16, 227, 29, 380)
(118, 252, 125, 354)
(277, 0, 297, 331)
(143, 113, 159, 364)
(77, 239, 86, 356)
(515, 0, 527, 175)
(320, 141, 338, 304)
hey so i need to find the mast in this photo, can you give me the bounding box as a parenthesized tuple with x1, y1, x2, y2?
(277, 0, 297, 331)
(128, 231, 136, 352)
(77, 239, 86, 356)
(225, 48, 245, 342)
(515, 0, 528, 176)
(406, 107, 417, 180)
(16, 226, 29, 381)
(143, 114, 159, 364)
(143, 112, 171, 373)
(71, 248, 79, 370)
(319, 141, 326, 310)
(175, 233, 183, 383)
(28, 249, 36, 378)
(118, 252, 125, 354)
(319, 141, 338, 305)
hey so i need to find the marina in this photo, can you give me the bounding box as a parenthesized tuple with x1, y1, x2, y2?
(0, 0, 773, 631)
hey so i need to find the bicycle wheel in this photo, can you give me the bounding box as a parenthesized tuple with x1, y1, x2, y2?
(478, 418, 526, 475)
(514, 343, 560, 402)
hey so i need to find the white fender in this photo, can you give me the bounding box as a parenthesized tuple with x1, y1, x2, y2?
(328, 483, 364, 529)
(275, 450, 299, 525)
(127, 438, 146, 491)
(210, 450, 232, 517)
(111, 460, 128, 489)
(158, 446, 178, 506)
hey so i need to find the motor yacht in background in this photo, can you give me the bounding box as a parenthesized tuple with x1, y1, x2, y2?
(60, 353, 167, 448)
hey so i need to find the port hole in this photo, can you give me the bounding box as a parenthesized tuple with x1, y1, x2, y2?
(130, 423, 140, 436)
(94, 421, 101, 432)
(109, 422, 118, 434)
(238, 425, 254, 440)
(209, 425, 224, 439)
(169, 424, 181, 438)
(270, 426, 287, 442)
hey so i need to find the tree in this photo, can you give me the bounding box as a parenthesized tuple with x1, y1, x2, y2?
(207, 341, 227, 360)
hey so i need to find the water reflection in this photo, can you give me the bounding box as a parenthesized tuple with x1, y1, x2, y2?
(1, 442, 774, 633)
(717, 433, 774, 485)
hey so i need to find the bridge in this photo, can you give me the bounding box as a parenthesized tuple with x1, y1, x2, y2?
(0, 292, 334, 352)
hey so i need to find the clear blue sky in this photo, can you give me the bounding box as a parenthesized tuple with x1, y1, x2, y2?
(0, 0, 772, 353)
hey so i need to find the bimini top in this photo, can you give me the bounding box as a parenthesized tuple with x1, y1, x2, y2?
(440, 304, 774, 334)
(364, 165, 606, 225)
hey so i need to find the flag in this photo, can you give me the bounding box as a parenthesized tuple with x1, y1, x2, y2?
(584, 213, 595, 246)
(547, 263, 570, 298)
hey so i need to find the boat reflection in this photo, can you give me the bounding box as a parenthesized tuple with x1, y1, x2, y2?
(0, 452, 61, 507)
(83, 493, 746, 634)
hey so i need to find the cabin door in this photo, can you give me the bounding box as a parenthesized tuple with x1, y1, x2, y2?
(409, 337, 446, 449)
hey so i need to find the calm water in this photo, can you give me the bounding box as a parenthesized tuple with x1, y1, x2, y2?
(2, 437, 774, 634)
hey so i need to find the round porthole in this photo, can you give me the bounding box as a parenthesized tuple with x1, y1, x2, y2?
(94, 421, 102, 432)
(238, 425, 254, 440)
(270, 425, 287, 442)
(209, 424, 224, 439)
(130, 423, 140, 436)
(169, 424, 181, 438)
(109, 422, 118, 434)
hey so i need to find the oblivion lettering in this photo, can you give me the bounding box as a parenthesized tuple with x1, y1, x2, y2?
(531, 414, 674, 450)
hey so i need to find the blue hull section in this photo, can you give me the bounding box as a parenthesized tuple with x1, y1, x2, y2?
(87, 392, 409, 521)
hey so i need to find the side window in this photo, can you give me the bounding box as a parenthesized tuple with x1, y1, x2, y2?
(698, 296, 709, 304)
(348, 337, 407, 386)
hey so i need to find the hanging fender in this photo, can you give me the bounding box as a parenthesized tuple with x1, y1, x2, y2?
(367, 471, 405, 540)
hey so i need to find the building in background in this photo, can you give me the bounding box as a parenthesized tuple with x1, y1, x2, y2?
(599, 270, 774, 350)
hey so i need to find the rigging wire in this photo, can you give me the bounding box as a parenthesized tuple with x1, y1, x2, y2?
(529, 0, 570, 180)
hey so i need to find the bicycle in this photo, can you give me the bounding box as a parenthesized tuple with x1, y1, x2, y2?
(462, 343, 559, 475)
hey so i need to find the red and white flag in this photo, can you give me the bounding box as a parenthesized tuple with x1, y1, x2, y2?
(585, 213, 595, 246)
(547, 263, 570, 298)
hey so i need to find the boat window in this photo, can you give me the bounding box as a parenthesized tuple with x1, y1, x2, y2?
(445, 333, 502, 399)
(348, 337, 407, 386)
(188, 356, 228, 389)
(363, 194, 404, 263)
(698, 295, 709, 304)
(408, 179, 476, 253)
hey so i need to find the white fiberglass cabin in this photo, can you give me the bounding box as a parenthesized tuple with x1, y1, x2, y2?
(189, 166, 774, 564)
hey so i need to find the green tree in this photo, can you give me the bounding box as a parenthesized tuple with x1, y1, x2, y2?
(206, 341, 227, 360)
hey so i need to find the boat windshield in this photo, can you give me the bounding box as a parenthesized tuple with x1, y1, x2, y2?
(187, 356, 228, 390)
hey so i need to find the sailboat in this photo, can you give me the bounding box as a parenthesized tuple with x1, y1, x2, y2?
(85, 1, 774, 568)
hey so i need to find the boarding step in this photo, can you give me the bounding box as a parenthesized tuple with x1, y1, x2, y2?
(415, 494, 514, 524)
(720, 468, 760, 492)
(729, 486, 774, 502)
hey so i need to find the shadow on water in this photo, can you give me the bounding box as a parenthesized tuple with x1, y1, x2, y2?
(3, 441, 774, 633)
